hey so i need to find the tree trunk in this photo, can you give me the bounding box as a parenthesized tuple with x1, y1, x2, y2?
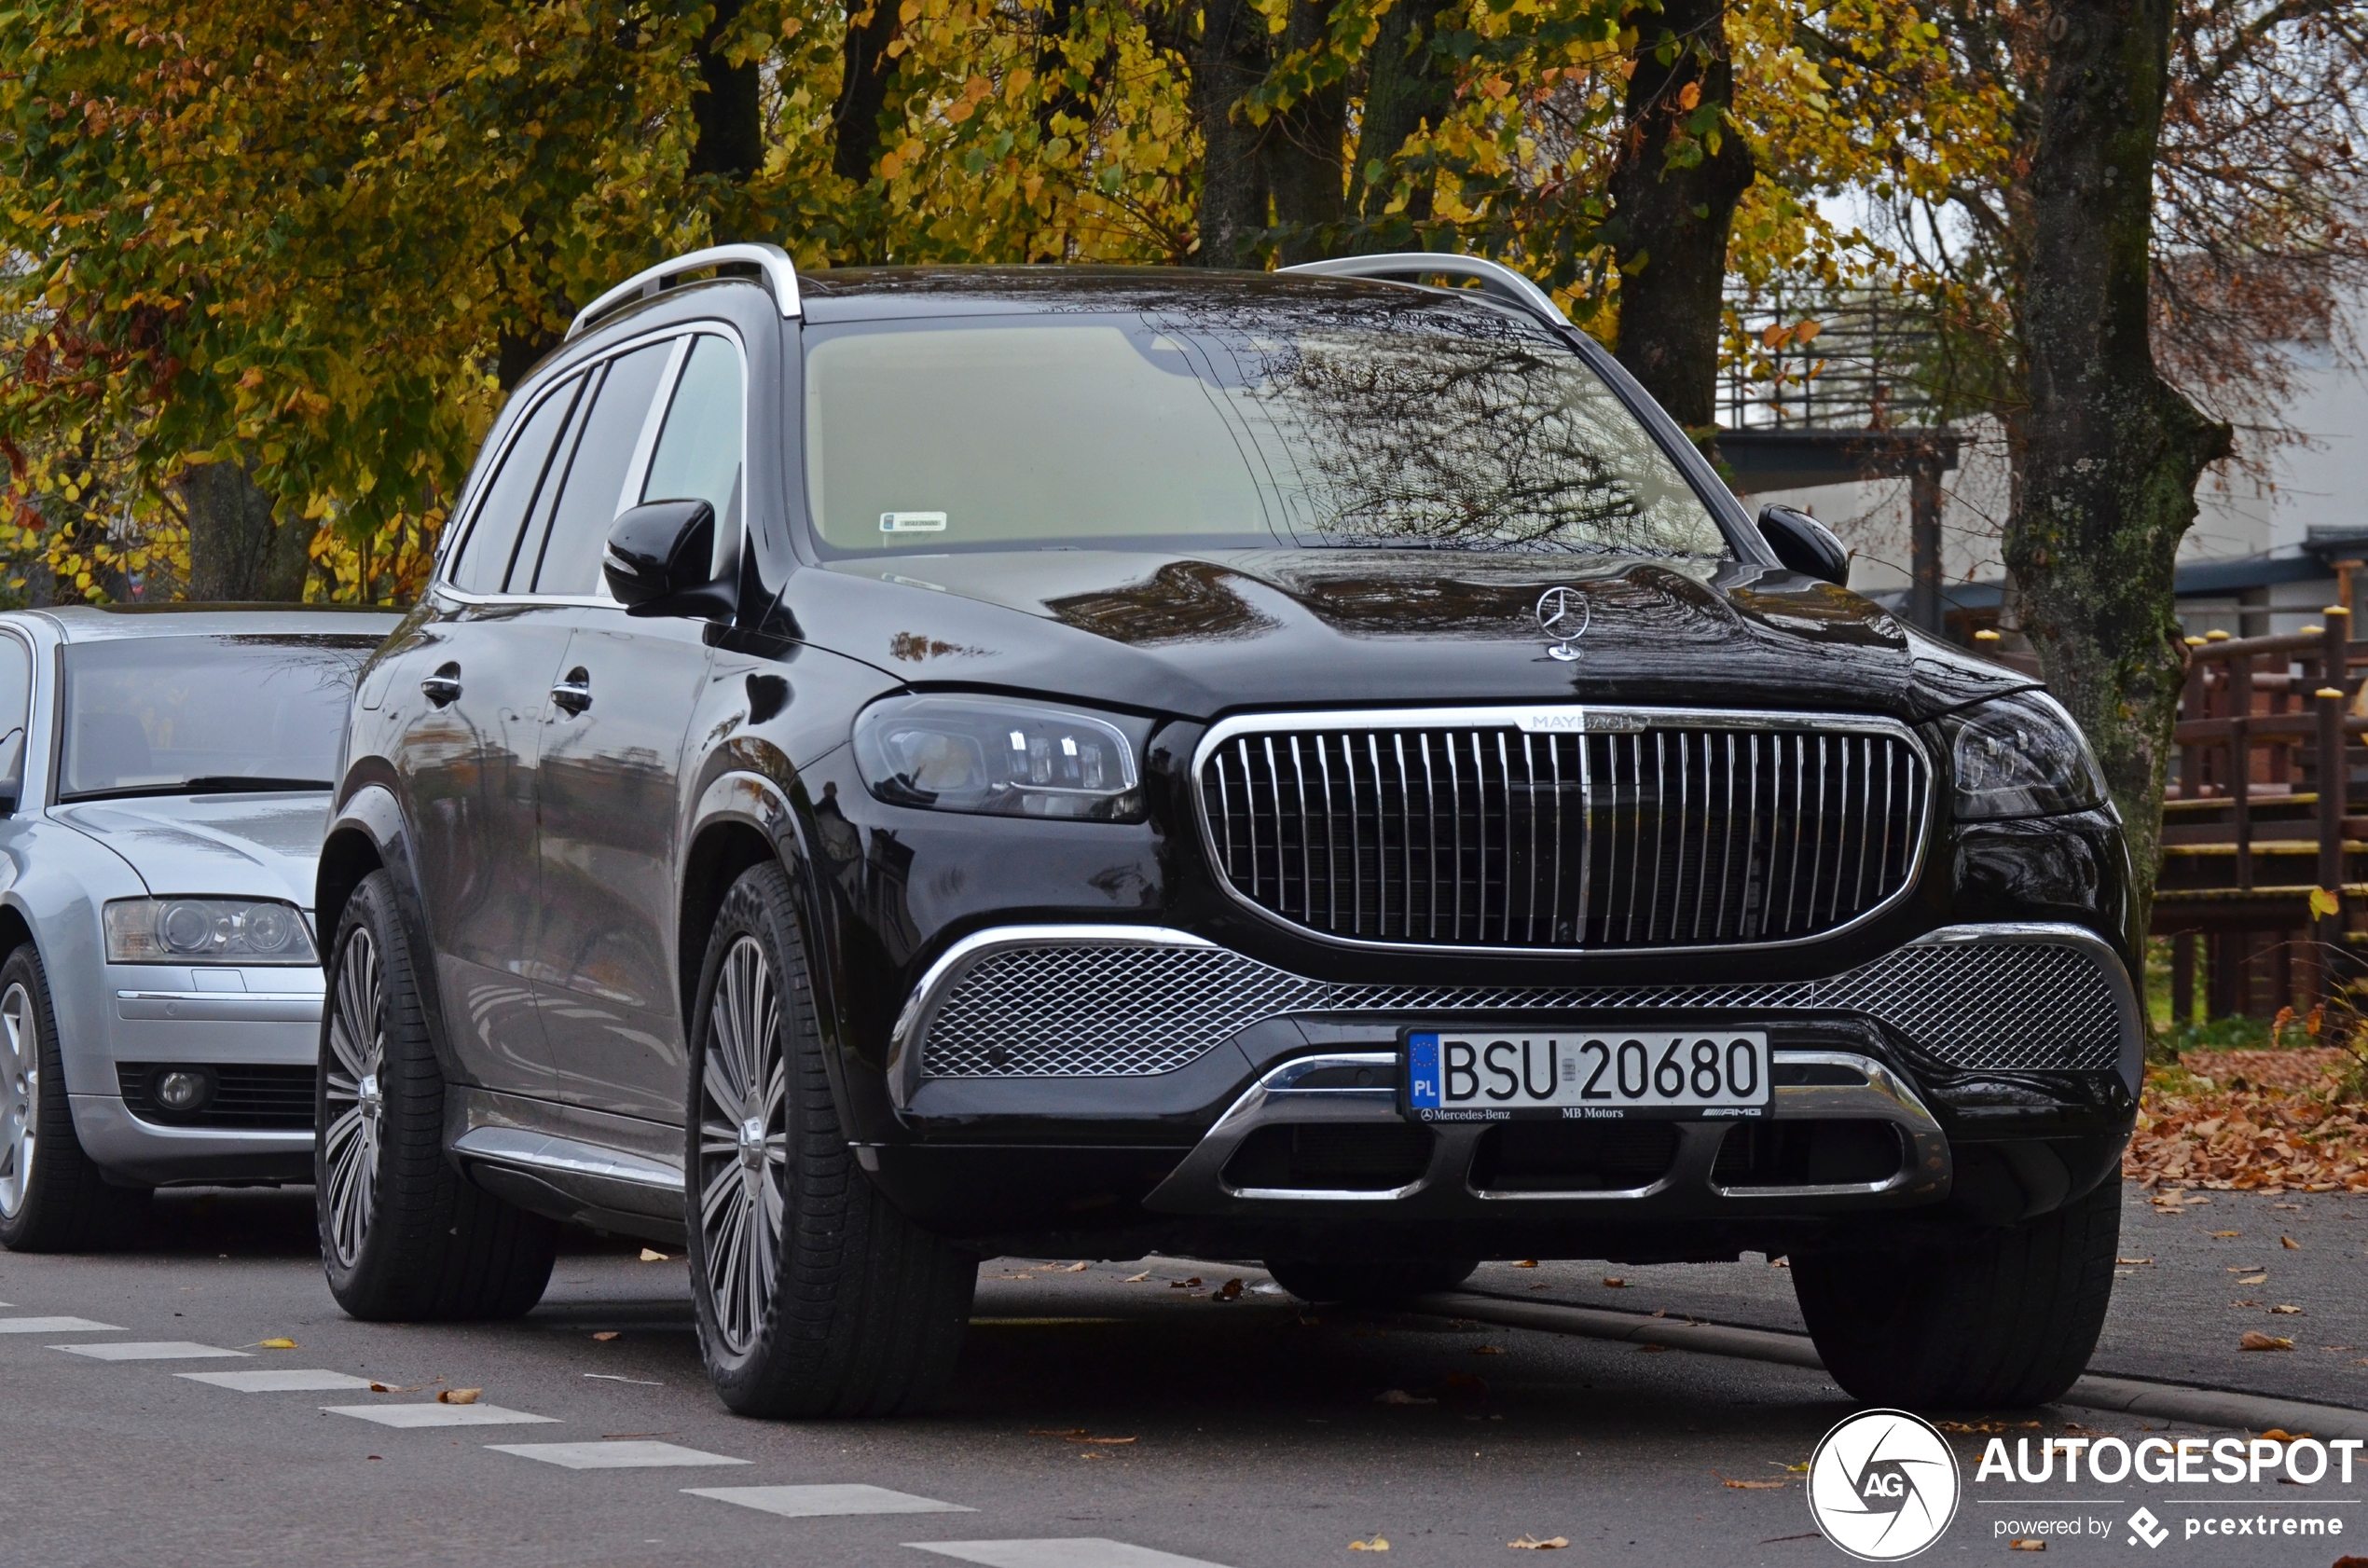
(1604, 0, 1754, 434)
(181, 460, 308, 603)
(2004, 0, 2232, 945)
(1191, 0, 1272, 267)
(1263, 0, 1348, 265)
(833, 0, 904, 184)
(1347, 0, 1454, 236)
(692, 0, 764, 241)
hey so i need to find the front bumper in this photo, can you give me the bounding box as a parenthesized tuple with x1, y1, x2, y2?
(859, 920, 2140, 1245)
(68, 1094, 312, 1187)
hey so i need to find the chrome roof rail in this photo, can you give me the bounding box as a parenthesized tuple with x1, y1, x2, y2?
(567, 242, 802, 340)
(1279, 253, 1570, 328)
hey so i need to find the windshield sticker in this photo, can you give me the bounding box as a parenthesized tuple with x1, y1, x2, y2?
(880, 511, 948, 533)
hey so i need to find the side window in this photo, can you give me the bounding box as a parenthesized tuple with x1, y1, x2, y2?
(446, 376, 583, 594)
(642, 335, 746, 576)
(0, 634, 28, 810)
(529, 341, 674, 597)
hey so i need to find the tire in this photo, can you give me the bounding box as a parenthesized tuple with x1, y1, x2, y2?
(317, 871, 557, 1320)
(1264, 1258, 1480, 1304)
(685, 862, 976, 1417)
(0, 943, 150, 1251)
(1791, 1174, 2123, 1409)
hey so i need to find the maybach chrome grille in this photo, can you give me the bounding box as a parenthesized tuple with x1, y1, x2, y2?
(915, 930, 2127, 1080)
(1195, 712, 1930, 951)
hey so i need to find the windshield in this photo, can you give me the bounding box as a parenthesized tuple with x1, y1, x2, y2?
(803, 302, 1728, 558)
(58, 636, 377, 802)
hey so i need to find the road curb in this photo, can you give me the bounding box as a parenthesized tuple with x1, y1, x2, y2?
(1414, 1289, 2368, 1439)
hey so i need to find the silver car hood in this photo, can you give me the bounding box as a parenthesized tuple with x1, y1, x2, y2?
(52, 792, 328, 910)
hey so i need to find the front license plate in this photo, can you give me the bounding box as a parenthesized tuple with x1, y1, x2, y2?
(1404, 1029, 1771, 1121)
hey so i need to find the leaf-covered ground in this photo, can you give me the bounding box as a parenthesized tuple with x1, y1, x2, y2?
(2124, 1047, 2368, 1192)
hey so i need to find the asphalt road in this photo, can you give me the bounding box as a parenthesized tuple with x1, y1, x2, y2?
(0, 1189, 2360, 1568)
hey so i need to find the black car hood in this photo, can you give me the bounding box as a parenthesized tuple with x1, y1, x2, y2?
(787, 549, 2031, 722)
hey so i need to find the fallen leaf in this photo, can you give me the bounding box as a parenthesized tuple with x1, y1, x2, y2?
(1122, 1272, 1151, 1283)
(438, 1387, 482, 1405)
(2271, 1304, 2304, 1314)
(2115, 1258, 2154, 1266)
(1769, 1258, 1790, 1268)
(257, 1338, 296, 1350)
(1028, 1429, 1089, 1437)
(1348, 1538, 1389, 1552)
(1216, 1278, 1244, 1301)
(1938, 1420, 2041, 1434)
(368, 1382, 396, 1393)
(2238, 1273, 2270, 1286)
(2282, 1235, 2302, 1249)
(2008, 1539, 2045, 1552)
(2211, 1230, 2242, 1238)
(1514, 1259, 1539, 1269)
(2260, 1429, 2312, 1441)
(1508, 1535, 1569, 1549)
(1636, 1343, 1667, 1354)
(1602, 1277, 1627, 1288)
(1078, 1451, 1109, 1461)
(599, 1429, 680, 1438)
(1066, 1435, 1137, 1445)
(1374, 1389, 1437, 1406)
(1170, 1276, 1203, 1289)
(591, 1330, 620, 1341)
(1474, 1345, 1507, 1355)
(639, 1248, 669, 1262)
(1718, 1475, 1787, 1489)
(2224, 1264, 2265, 1272)
(1058, 1261, 1090, 1273)
(2241, 1331, 2295, 1351)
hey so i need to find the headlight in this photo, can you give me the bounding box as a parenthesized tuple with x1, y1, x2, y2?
(104, 898, 320, 965)
(1939, 690, 2110, 820)
(853, 695, 1148, 821)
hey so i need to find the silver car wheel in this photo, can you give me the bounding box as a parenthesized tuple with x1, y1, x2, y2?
(321, 926, 385, 1270)
(695, 933, 788, 1357)
(0, 982, 37, 1219)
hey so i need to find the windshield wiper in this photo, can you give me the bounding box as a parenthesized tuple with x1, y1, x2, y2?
(61, 776, 333, 803)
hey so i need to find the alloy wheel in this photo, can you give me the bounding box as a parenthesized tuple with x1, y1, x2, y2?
(696, 933, 788, 1356)
(0, 983, 36, 1219)
(321, 926, 385, 1269)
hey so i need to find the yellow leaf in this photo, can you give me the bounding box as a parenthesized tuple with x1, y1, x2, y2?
(639, 1248, 669, 1262)
(1676, 81, 1700, 111)
(2309, 887, 2339, 918)
(1348, 1539, 1389, 1552)
(258, 1338, 296, 1349)
(438, 1387, 483, 1404)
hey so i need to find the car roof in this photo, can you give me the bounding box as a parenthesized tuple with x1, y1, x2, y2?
(16, 603, 404, 643)
(795, 264, 1547, 329)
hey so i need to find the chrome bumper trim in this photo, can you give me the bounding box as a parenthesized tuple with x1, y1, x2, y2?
(451, 1126, 683, 1191)
(1139, 1048, 1950, 1217)
(115, 990, 324, 1024)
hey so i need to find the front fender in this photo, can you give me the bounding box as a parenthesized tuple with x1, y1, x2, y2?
(317, 776, 462, 1086)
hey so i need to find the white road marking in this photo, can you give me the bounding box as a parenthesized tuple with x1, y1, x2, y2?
(0, 1317, 121, 1333)
(489, 1440, 750, 1469)
(323, 1403, 560, 1428)
(56, 1341, 250, 1361)
(688, 1484, 974, 1518)
(905, 1542, 1232, 1568)
(180, 1369, 377, 1392)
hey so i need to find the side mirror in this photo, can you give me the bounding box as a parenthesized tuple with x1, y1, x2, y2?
(1755, 504, 1852, 586)
(602, 500, 736, 620)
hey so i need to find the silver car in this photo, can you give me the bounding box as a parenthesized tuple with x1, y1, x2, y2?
(0, 604, 401, 1249)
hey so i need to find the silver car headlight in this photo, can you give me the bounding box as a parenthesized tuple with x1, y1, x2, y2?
(853, 695, 1148, 821)
(103, 897, 320, 965)
(1939, 690, 2111, 821)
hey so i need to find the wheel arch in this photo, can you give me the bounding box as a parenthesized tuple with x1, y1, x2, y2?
(316, 778, 461, 1084)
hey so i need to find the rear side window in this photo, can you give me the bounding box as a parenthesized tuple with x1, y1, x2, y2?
(0, 633, 29, 809)
(529, 342, 675, 596)
(447, 377, 583, 593)
(642, 335, 746, 577)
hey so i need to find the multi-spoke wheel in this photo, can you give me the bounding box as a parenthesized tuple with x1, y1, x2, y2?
(316, 871, 557, 1320)
(684, 861, 976, 1417)
(695, 933, 789, 1357)
(0, 944, 147, 1252)
(319, 924, 384, 1271)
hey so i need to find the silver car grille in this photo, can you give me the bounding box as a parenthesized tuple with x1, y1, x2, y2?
(1195, 712, 1929, 951)
(916, 931, 2125, 1079)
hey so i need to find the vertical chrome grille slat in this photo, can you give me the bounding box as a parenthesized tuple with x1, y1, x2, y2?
(1200, 714, 1924, 952)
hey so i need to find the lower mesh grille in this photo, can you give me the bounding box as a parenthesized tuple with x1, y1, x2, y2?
(915, 933, 2127, 1079)
(117, 1064, 315, 1130)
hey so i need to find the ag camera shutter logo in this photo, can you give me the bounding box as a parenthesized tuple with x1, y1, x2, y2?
(1808, 1409, 1962, 1561)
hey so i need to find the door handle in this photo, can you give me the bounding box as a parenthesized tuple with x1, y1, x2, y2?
(551, 667, 593, 717)
(420, 663, 461, 707)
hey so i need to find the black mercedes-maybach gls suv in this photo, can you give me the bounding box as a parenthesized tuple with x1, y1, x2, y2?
(316, 244, 2140, 1418)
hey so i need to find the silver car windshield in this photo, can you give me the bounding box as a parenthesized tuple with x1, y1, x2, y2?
(803, 307, 1728, 559)
(58, 635, 376, 802)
